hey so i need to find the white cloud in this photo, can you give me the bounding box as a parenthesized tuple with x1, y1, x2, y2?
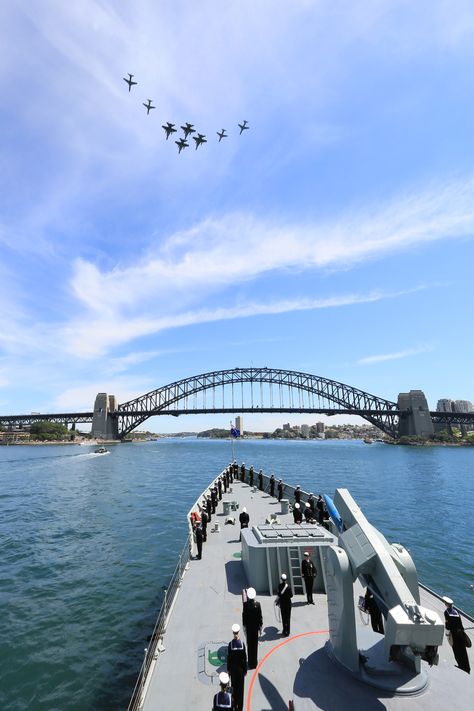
(69, 177, 474, 316)
(64, 286, 424, 358)
(357, 344, 435, 366)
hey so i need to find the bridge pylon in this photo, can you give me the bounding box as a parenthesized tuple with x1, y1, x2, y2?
(91, 393, 119, 440)
(397, 390, 434, 439)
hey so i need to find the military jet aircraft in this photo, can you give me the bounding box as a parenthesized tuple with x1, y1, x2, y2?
(217, 129, 227, 142)
(123, 73, 137, 92)
(175, 138, 189, 153)
(143, 99, 156, 115)
(180, 123, 195, 139)
(162, 122, 177, 140)
(238, 120, 249, 134)
(193, 133, 207, 150)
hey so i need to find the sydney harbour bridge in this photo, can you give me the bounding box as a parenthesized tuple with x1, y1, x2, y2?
(0, 367, 472, 440)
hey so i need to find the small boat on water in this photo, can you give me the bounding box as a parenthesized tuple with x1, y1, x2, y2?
(94, 446, 109, 455)
(363, 436, 373, 444)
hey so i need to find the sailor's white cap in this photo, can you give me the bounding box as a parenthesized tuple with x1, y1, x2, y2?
(296, 485, 300, 489)
(305, 502, 310, 507)
(294, 503, 300, 509)
(304, 551, 310, 556)
(247, 587, 256, 600)
(242, 507, 247, 513)
(232, 623, 240, 633)
(219, 672, 230, 685)
(281, 573, 287, 580)
(442, 596, 453, 605)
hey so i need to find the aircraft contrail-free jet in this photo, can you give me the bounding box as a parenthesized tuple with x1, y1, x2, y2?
(162, 122, 177, 140)
(175, 138, 189, 153)
(123, 73, 137, 91)
(217, 129, 227, 142)
(238, 120, 249, 134)
(143, 99, 156, 115)
(193, 133, 207, 150)
(181, 123, 195, 139)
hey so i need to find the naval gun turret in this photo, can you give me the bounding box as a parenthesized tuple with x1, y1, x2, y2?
(323, 489, 444, 694)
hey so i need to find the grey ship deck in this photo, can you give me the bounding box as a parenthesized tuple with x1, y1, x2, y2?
(138, 471, 472, 710)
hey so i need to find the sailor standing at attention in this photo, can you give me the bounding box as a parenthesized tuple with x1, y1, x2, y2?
(277, 574, 293, 636)
(240, 462, 246, 482)
(242, 587, 263, 669)
(294, 485, 301, 505)
(443, 596, 471, 673)
(212, 672, 232, 710)
(269, 474, 275, 497)
(301, 552, 316, 604)
(194, 523, 203, 560)
(227, 624, 247, 711)
(200, 507, 208, 542)
(277, 479, 283, 502)
(239, 507, 250, 541)
(249, 466, 254, 487)
(258, 469, 263, 491)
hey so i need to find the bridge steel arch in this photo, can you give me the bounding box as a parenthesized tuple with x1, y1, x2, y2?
(115, 367, 400, 439)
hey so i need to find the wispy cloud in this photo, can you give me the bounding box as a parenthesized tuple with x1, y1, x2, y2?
(64, 286, 425, 358)
(357, 344, 435, 366)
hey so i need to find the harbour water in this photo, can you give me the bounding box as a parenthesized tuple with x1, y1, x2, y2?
(0, 439, 472, 710)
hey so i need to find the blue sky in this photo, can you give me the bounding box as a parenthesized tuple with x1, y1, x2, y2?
(1, 1, 474, 433)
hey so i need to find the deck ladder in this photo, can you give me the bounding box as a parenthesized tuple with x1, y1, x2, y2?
(287, 547, 304, 595)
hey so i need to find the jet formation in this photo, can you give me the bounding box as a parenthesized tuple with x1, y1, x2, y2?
(122, 73, 249, 153)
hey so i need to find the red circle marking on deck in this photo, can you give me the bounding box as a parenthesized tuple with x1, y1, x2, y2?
(246, 629, 328, 711)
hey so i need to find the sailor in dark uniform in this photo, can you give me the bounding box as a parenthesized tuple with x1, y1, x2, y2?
(227, 624, 247, 711)
(195, 523, 203, 560)
(249, 466, 254, 487)
(239, 507, 249, 541)
(304, 502, 313, 523)
(294, 485, 301, 505)
(222, 473, 228, 494)
(269, 474, 275, 497)
(276, 574, 293, 636)
(213, 671, 232, 710)
(218, 477, 222, 500)
(201, 507, 208, 542)
(443, 596, 471, 673)
(229, 464, 234, 484)
(301, 552, 316, 604)
(364, 588, 384, 633)
(242, 587, 263, 669)
(240, 463, 246, 483)
(233, 461, 238, 480)
(316, 494, 324, 524)
(277, 479, 283, 501)
(258, 470, 263, 491)
(293, 503, 303, 524)
(211, 486, 218, 513)
(307, 492, 315, 515)
(206, 495, 212, 523)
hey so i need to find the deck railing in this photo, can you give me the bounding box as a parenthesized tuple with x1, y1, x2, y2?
(127, 534, 192, 711)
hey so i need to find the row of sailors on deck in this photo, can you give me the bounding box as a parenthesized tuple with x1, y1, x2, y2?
(231, 462, 331, 524)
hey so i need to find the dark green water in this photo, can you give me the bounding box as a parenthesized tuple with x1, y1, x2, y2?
(0, 439, 472, 710)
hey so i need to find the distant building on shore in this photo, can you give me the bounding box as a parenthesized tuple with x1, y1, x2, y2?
(235, 416, 243, 436)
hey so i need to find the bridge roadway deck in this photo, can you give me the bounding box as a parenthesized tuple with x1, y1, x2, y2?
(140, 475, 472, 711)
